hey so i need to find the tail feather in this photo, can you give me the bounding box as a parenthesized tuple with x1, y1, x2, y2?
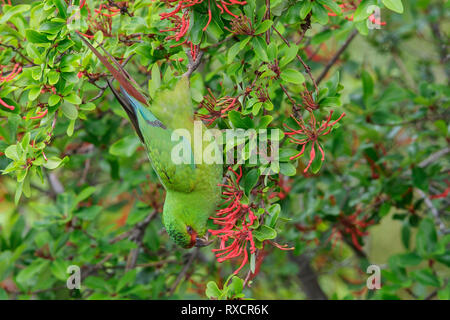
(106, 79, 145, 143)
(76, 31, 147, 104)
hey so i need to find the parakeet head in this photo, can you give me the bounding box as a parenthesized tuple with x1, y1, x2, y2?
(162, 192, 213, 249)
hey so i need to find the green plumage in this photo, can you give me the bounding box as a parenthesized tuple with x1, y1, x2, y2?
(130, 79, 222, 248)
(78, 34, 222, 248)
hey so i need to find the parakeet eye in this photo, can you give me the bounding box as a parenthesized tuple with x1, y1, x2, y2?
(186, 226, 193, 234)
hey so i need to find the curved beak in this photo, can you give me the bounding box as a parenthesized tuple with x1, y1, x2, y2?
(195, 234, 213, 247)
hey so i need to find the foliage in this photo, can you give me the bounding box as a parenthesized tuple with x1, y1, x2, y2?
(0, 0, 448, 300)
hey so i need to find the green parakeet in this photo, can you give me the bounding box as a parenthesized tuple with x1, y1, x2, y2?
(78, 34, 222, 249)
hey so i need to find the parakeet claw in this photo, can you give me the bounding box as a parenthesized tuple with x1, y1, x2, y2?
(195, 235, 213, 247)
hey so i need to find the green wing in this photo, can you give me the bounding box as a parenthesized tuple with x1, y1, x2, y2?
(120, 86, 197, 193)
(77, 33, 200, 192)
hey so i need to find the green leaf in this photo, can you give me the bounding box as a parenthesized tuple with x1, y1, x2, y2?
(5, 145, 19, 161)
(281, 69, 305, 85)
(25, 30, 50, 43)
(43, 156, 67, 170)
(353, 0, 376, 22)
(149, 63, 161, 98)
(67, 119, 75, 137)
(116, 269, 137, 292)
(40, 21, 66, 35)
(396, 253, 422, 267)
(362, 70, 374, 101)
(244, 169, 259, 196)
(28, 87, 41, 101)
(279, 45, 299, 68)
(48, 94, 62, 107)
(75, 206, 102, 221)
(320, 97, 341, 108)
(280, 162, 297, 176)
(76, 186, 96, 203)
(310, 149, 323, 174)
(16, 259, 50, 286)
(61, 102, 78, 120)
(312, 1, 329, 24)
(382, 0, 404, 13)
(412, 166, 428, 191)
(413, 268, 441, 287)
(416, 218, 438, 257)
(317, 0, 342, 14)
(64, 92, 82, 105)
(80, 102, 96, 111)
(228, 111, 254, 129)
(255, 20, 273, 35)
(0, 5, 30, 24)
(205, 281, 221, 299)
(252, 37, 269, 62)
(299, 0, 312, 19)
(109, 135, 141, 157)
(253, 225, 277, 241)
(279, 148, 299, 162)
(51, 259, 69, 281)
(258, 115, 273, 128)
(53, 0, 68, 19)
(267, 42, 278, 61)
(227, 42, 241, 64)
(229, 276, 244, 295)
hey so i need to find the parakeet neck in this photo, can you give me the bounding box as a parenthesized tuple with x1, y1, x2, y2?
(163, 190, 215, 235)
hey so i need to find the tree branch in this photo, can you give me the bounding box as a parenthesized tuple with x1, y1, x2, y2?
(289, 253, 328, 300)
(316, 30, 358, 85)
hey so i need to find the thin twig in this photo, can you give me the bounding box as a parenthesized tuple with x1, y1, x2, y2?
(419, 147, 450, 168)
(416, 188, 447, 234)
(0, 42, 36, 65)
(183, 49, 203, 78)
(316, 30, 358, 85)
(167, 248, 198, 295)
(125, 210, 158, 271)
(264, 0, 270, 45)
(272, 26, 318, 92)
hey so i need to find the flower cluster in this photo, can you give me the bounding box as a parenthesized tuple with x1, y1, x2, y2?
(159, 0, 247, 47)
(268, 175, 292, 200)
(284, 110, 345, 173)
(209, 166, 257, 274)
(326, 1, 386, 26)
(23, 104, 48, 120)
(76, 1, 130, 38)
(225, 14, 254, 35)
(327, 209, 375, 252)
(197, 88, 240, 126)
(0, 63, 22, 110)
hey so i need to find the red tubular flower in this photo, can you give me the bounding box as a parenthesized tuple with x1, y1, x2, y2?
(1, 63, 22, 84)
(211, 222, 256, 274)
(159, 0, 246, 45)
(190, 42, 199, 61)
(327, 210, 375, 252)
(430, 182, 450, 200)
(0, 63, 22, 111)
(326, 1, 386, 26)
(197, 89, 240, 126)
(0, 97, 14, 110)
(284, 110, 346, 173)
(94, 4, 120, 17)
(203, 0, 212, 31)
(23, 108, 48, 120)
(209, 166, 258, 274)
(368, 14, 386, 26)
(268, 175, 292, 200)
